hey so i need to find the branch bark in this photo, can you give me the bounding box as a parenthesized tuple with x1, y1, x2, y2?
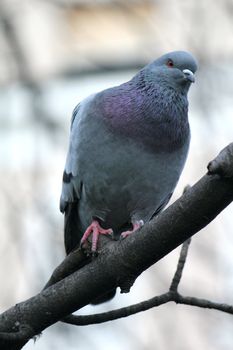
(1, 143, 233, 350)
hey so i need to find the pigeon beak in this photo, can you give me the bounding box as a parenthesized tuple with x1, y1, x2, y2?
(183, 69, 195, 83)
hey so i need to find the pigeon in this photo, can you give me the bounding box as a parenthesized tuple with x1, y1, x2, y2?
(60, 50, 197, 267)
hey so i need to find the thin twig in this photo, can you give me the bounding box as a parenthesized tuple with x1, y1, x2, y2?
(62, 293, 171, 325)
(174, 294, 233, 315)
(169, 238, 191, 292)
(62, 291, 233, 326)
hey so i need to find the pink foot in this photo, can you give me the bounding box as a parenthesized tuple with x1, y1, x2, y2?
(121, 220, 144, 239)
(81, 220, 113, 252)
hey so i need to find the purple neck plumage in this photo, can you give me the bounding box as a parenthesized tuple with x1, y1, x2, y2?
(98, 73, 190, 153)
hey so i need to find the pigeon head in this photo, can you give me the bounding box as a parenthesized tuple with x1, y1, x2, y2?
(144, 51, 198, 94)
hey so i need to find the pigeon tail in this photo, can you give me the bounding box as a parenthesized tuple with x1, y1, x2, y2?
(64, 202, 83, 254)
(91, 289, 117, 305)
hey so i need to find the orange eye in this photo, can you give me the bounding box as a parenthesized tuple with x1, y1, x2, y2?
(166, 59, 174, 67)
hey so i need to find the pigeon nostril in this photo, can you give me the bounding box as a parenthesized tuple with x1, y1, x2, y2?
(183, 69, 195, 83)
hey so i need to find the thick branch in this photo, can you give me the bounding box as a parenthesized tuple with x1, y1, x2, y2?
(1, 143, 233, 349)
(43, 248, 91, 290)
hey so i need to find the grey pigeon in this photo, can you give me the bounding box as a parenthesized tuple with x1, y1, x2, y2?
(60, 50, 197, 278)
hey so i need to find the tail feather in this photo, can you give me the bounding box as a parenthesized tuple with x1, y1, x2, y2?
(91, 289, 117, 304)
(64, 202, 82, 254)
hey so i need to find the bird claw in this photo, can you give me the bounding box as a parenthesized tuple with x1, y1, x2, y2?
(121, 220, 144, 239)
(81, 220, 113, 253)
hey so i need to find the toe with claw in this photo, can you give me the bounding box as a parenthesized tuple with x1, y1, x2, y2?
(81, 220, 113, 253)
(121, 220, 144, 239)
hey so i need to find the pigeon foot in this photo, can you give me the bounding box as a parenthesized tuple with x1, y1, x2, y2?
(81, 220, 113, 253)
(121, 220, 144, 239)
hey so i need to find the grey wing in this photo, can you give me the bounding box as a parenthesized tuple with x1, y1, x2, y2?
(60, 94, 98, 254)
(60, 93, 97, 212)
(60, 102, 82, 213)
(60, 99, 90, 253)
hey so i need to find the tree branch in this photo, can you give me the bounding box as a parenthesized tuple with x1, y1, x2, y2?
(61, 293, 233, 325)
(169, 238, 191, 292)
(174, 294, 233, 315)
(62, 293, 172, 326)
(43, 248, 91, 290)
(1, 143, 233, 349)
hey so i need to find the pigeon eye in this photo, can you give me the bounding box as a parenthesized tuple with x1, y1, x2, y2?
(166, 59, 174, 68)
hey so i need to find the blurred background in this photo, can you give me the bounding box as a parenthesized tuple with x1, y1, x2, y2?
(1, 0, 233, 349)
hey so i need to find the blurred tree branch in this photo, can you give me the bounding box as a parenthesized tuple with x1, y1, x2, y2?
(1, 143, 233, 350)
(0, 1, 61, 133)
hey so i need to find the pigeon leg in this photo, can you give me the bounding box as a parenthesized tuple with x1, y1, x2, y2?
(121, 220, 144, 239)
(81, 220, 113, 252)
